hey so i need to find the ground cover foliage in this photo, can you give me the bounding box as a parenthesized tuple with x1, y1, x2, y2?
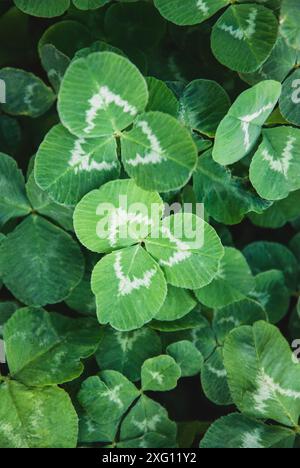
(0, 0, 300, 449)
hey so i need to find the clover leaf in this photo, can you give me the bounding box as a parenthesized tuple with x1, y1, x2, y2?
(0, 380, 78, 448)
(74, 178, 224, 330)
(213, 80, 282, 165)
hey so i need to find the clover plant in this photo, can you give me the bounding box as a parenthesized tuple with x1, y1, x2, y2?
(0, 0, 300, 450)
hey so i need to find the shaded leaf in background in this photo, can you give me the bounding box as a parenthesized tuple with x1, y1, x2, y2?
(280, 0, 300, 51)
(243, 241, 299, 292)
(4, 307, 101, 386)
(0, 152, 31, 228)
(0, 68, 55, 117)
(153, 0, 229, 26)
(95, 327, 162, 382)
(194, 151, 272, 225)
(13, 0, 70, 18)
(280, 69, 300, 126)
(211, 4, 278, 73)
(0, 215, 84, 306)
(179, 79, 231, 137)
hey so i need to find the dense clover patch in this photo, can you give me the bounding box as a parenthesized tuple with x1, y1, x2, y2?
(0, 0, 300, 450)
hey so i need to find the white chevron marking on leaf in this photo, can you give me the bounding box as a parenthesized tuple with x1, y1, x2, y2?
(214, 264, 226, 280)
(254, 368, 300, 414)
(114, 251, 157, 297)
(196, 0, 209, 16)
(206, 363, 227, 378)
(159, 226, 192, 268)
(149, 371, 164, 385)
(69, 138, 117, 174)
(241, 429, 264, 449)
(219, 8, 258, 41)
(217, 316, 241, 328)
(108, 208, 153, 247)
(102, 384, 123, 409)
(115, 329, 147, 353)
(132, 414, 161, 432)
(241, 103, 274, 151)
(24, 83, 39, 113)
(126, 120, 167, 166)
(84, 85, 138, 134)
(262, 136, 296, 178)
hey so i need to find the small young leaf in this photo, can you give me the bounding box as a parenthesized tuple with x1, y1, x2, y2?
(141, 355, 181, 391)
(166, 340, 203, 377)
